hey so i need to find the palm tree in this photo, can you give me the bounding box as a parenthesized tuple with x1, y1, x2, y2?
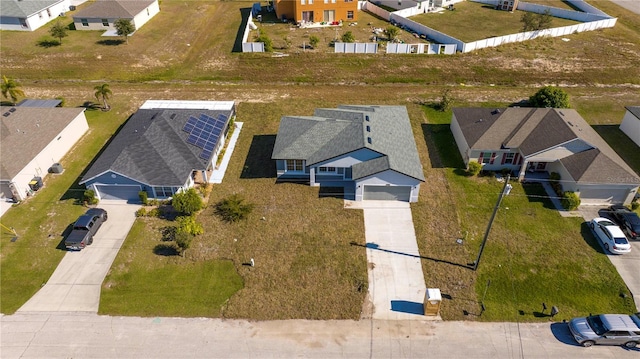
(1, 76, 26, 105)
(93, 83, 112, 111)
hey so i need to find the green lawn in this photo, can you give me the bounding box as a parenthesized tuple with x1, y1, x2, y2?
(411, 1, 581, 42)
(99, 220, 244, 317)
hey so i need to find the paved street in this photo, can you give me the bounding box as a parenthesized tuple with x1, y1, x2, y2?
(2, 312, 638, 358)
(16, 202, 139, 313)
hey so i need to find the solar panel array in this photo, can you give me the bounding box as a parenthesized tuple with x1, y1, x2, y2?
(182, 113, 228, 160)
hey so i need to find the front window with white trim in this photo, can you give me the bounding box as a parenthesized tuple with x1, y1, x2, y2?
(286, 159, 304, 172)
(154, 186, 176, 198)
(504, 153, 515, 164)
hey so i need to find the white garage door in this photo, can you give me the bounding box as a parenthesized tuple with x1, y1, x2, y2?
(579, 187, 628, 205)
(95, 185, 141, 202)
(363, 185, 411, 201)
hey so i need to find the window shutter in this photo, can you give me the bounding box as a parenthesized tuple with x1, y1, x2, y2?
(513, 153, 520, 165)
(518, 154, 523, 165)
(489, 152, 496, 164)
(478, 153, 483, 163)
(501, 153, 507, 165)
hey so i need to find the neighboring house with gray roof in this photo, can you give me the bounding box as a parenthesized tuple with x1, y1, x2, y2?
(79, 100, 235, 202)
(0, 0, 70, 31)
(271, 105, 425, 202)
(1, 106, 88, 202)
(620, 106, 640, 148)
(451, 107, 640, 205)
(72, 0, 158, 32)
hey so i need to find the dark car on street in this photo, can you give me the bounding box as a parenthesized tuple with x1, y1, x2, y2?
(608, 205, 640, 240)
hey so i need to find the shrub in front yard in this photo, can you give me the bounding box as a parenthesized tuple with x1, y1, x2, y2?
(135, 208, 147, 217)
(174, 230, 193, 256)
(466, 161, 482, 176)
(176, 215, 204, 236)
(138, 191, 148, 205)
(561, 191, 580, 210)
(83, 189, 98, 205)
(215, 194, 254, 222)
(632, 201, 639, 210)
(172, 188, 203, 216)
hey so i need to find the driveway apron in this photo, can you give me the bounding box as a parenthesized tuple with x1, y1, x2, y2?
(17, 201, 140, 313)
(349, 200, 429, 320)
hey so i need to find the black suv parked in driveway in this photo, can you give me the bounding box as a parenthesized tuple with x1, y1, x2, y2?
(608, 205, 640, 240)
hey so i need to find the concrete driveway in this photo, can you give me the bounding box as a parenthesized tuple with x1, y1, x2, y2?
(579, 206, 640, 312)
(346, 200, 429, 320)
(17, 201, 139, 313)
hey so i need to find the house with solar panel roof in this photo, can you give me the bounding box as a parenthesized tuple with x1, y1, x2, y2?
(80, 100, 235, 202)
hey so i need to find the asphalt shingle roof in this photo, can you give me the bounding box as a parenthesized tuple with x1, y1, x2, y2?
(453, 107, 640, 185)
(72, 0, 155, 19)
(272, 105, 425, 181)
(1, 106, 85, 180)
(80, 108, 232, 187)
(0, 0, 63, 18)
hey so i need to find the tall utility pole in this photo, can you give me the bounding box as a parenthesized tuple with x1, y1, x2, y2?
(471, 175, 510, 271)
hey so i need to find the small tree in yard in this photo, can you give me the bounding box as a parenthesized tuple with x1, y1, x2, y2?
(114, 18, 135, 44)
(172, 188, 204, 216)
(1, 76, 25, 105)
(385, 26, 399, 43)
(308, 35, 319, 49)
(174, 230, 193, 256)
(529, 86, 570, 108)
(521, 10, 553, 32)
(93, 83, 112, 111)
(537, 10, 553, 30)
(438, 89, 453, 112)
(49, 21, 68, 45)
(216, 194, 254, 222)
(341, 31, 355, 43)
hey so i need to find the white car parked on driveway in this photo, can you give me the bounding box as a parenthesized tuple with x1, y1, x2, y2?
(590, 217, 632, 254)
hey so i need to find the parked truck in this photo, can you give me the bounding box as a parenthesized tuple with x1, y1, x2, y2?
(65, 208, 108, 250)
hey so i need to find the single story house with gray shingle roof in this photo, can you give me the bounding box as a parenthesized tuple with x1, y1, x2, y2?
(271, 105, 425, 202)
(0, 0, 70, 31)
(79, 100, 235, 202)
(451, 107, 640, 205)
(620, 106, 640, 148)
(1, 105, 88, 202)
(72, 0, 158, 31)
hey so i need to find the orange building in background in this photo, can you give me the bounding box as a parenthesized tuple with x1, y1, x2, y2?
(274, 0, 358, 23)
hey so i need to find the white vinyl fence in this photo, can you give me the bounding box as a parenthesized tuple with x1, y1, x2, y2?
(242, 12, 264, 53)
(334, 42, 379, 53)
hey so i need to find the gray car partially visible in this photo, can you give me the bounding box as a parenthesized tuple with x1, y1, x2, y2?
(569, 313, 640, 348)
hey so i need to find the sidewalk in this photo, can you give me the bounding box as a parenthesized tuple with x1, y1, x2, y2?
(209, 122, 243, 184)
